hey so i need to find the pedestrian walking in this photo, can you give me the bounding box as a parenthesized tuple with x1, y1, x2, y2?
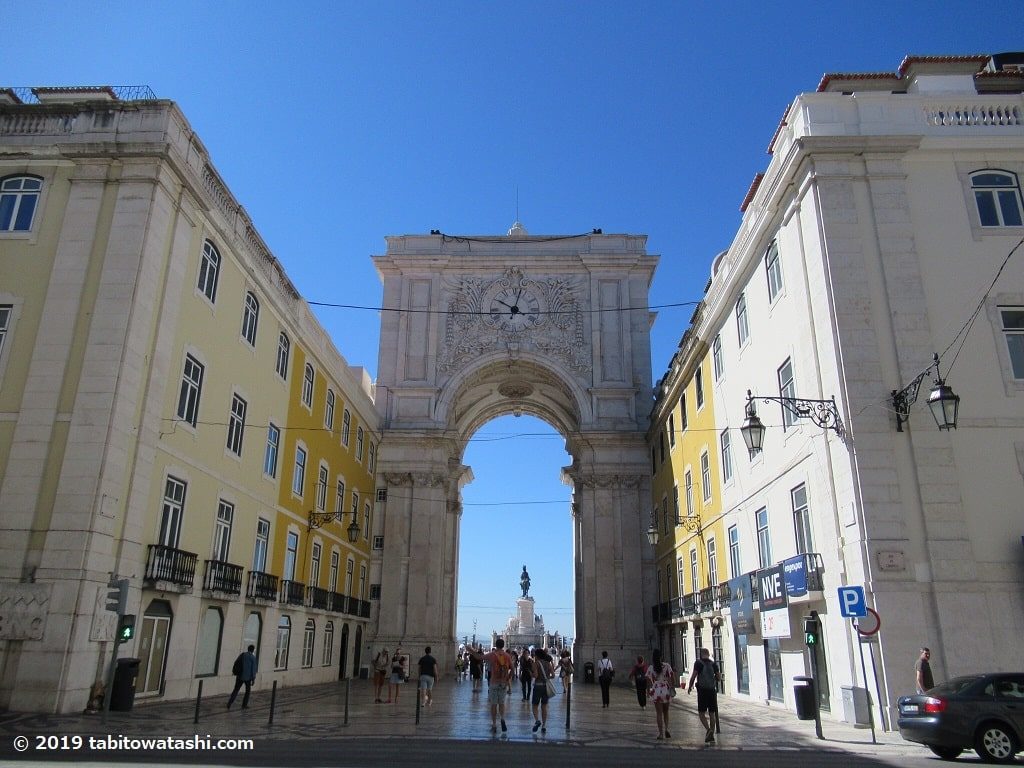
(597, 650, 614, 708)
(530, 647, 555, 733)
(387, 647, 407, 703)
(629, 655, 648, 709)
(418, 646, 439, 707)
(373, 647, 389, 702)
(915, 647, 935, 693)
(469, 639, 515, 734)
(470, 645, 483, 692)
(645, 649, 675, 739)
(519, 648, 533, 701)
(687, 647, 720, 744)
(556, 650, 574, 695)
(455, 652, 465, 681)
(226, 644, 257, 710)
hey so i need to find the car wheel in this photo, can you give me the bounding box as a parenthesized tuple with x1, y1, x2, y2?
(927, 744, 963, 760)
(974, 721, 1019, 763)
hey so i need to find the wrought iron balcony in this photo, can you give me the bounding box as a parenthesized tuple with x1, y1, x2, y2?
(698, 586, 717, 613)
(330, 591, 348, 614)
(280, 579, 306, 606)
(345, 596, 360, 616)
(306, 585, 330, 610)
(246, 570, 278, 601)
(145, 544, 197, 588)
(681, 592, 698, 616)
(202, 559, 243, 595)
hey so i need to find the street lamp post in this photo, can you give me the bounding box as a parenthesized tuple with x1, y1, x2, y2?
(740, 390, 845, 457)
(892, 353, 961, 432)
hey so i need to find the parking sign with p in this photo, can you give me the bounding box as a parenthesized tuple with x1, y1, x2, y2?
(838, 585, 867, 618)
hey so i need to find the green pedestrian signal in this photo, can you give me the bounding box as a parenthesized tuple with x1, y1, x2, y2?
(118, 614, 136, 642)
(803, 615, 820, 647)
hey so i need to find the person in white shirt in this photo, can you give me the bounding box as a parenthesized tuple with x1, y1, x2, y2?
(597, 650, 614, 708)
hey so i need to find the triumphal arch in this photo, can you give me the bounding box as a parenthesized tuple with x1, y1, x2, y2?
(372, 226, 658, 670)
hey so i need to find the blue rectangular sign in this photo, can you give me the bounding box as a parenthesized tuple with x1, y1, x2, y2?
(837, 585, 867, 618)
(782, 554, 808, 597)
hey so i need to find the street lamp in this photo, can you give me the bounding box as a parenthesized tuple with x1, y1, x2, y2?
(346, 514, 361, 543)
(740, 389, 845, 457)
(646, 510, 659, 546)
(892, 353, 960, 432)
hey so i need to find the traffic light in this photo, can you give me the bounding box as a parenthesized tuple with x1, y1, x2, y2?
(118, 614, 136, 642)
(105, 577, 128, 614)
(803, 615, 820, 646)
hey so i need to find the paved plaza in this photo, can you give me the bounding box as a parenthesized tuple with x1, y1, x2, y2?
(0, 673, 942, 766)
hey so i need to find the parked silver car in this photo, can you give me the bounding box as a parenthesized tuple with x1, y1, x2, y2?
(897, 673, 1024, 762)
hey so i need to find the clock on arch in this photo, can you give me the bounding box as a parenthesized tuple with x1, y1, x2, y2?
(487, 285, 541, 332)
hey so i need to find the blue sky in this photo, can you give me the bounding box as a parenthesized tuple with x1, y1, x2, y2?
(3, 1, 1018, 639)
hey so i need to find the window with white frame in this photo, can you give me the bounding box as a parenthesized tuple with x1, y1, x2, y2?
(276, 332, 290, 379)
(368, 442, 376, 473)
(695, 365, 705, 409)
(0, 175, 42, 231)
(728, 524, 740, 578)
(0, 305, 11, 364)
(668, 413, 676, 448)
(284, 531, 298, 582)
(329, 551, 339, 593)
(315, 463, 329, 511)
(356, 426, 364, 462)
(972, 170, 1024, 227)
(263, 423, 280, 478)
(369, 584, 381, 600)
(707, 537, 718, 586)
(712, 334, 724, 380)
(999, 307, 1024, 379)
(253, 518, 269, 572)
(351, 491, 360, 534)
(778, 357, 796, 429)
(359, 564, 367, 599)
(159, 476, 186, 548)
(226, 394, 247, 456)
(241, 292, 259, 346)
(792, 483, 813, 555)
(302, 363, 314, 408)
(373, 535, 384, 550)
(735, 292, 750, 346)
(302, 619, 315, 668)
(756, 507, 772, 568)
(197, 240, 221, 303)
(700, 450, 712, 503)
(335, 479, 346, 515)
(684, 470, 694, 517)
(322, 621, 334, 666)
(342, 409, 351, 445)
(363, 502, 370, 541)
(325, 389, 335, 430)
(292, 445, 307, 497)
(672, 485, 680, 525)
(274, 616, 290, 670)
(720, 429, 733, 484)
(765, 240, 783, 302)
(212, 500, 233, 561)
(677, 557, 685, 598)
(681, 393, 688, 430)
(690, 548, 699, 593)
(345, 558, 354, 595)
(310, 541, 321, 586)
(176, 354, 204, 427)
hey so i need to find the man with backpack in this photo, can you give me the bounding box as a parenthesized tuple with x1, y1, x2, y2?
(227, 645, 257, 710)
(687, 647, 721, 743)
(469, 638, 514, 734)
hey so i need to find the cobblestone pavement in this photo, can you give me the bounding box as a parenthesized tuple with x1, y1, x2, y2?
(1, 675, 933, 764)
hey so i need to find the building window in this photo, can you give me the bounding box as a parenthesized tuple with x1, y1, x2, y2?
(684, 470, 694, 517)
(369, 584, 381, 600)
(263, 423, 280, 478)
(972, 170, 1024, 227)
(316, 463, 329, 512)
(212, 500, 233, 562)
(159, 476, 186, 548)
(668, 413, 676, 448)
(368, 443, 376, 474)
(735, 292, 750, 346)
(284, 531, 298, 582)
(695, 366, 705, 409)
(195, 606, 223, 677)
(700, 450, 712, 503)
(0, 304, 11, 364)
(792, 483, 813, 555)
(778, 357, 796, 429)
(661, 497, 669, 535)
(712, 334, 724, 380)
(756, 507, 772, 568)
(707, 538, 718, 586)
(999, 307, 1024, 379)
(253, 518, 269, 572)
(325, 389, 335, 430)
(345, 558, 354, 596)
(0, 175, 42, 231)
(226, 394, 247, 456)
(677, 557, 685, 597)
(351, 491, 360, 535)
(329, 551, 339, 593)
(323, 621, 334, 667)
(681, 393, 688, 430)
(293, 445, 307, 497)
(342, 409, 351, 446)
(359, 564, 367, 599)
(241, 292, 259, 346)
(363, 503, 370, 541)
(276, 332, 290, 379)
(667, 563, 675, 599)
(335, 479, 346, 515)
(672, 485, 680, 525)
(690, 548, 699, 593)
(302, 363, 314, 408)
(765, 240, 783, 302)
(720, 429, 733, 484)
(302, 620, 315, 668)
(176, 354, 204, 427)
(274, 616, 291, 670)
(356, 427, 364, 462)
(197, 240, 220, 303)
(728, 525, 740, 578)
(373, 536, 384, 550)
(310, 541, 321, 586)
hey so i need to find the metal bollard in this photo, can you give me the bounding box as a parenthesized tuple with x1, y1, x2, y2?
(565, 682, 571, 730)
(194, 679, 203, 724)
(344, 677, 350, 726)
(415, 679, 421, 724)
(268, 679, 277, 726)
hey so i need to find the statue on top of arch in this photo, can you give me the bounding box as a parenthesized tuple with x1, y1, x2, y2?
(520, 565, 531, 598)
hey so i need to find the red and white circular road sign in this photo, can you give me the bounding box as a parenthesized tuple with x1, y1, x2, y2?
(854, 607, 882, 636)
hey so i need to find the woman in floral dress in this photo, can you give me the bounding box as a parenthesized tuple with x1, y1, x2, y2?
(645, 648, 675, 740)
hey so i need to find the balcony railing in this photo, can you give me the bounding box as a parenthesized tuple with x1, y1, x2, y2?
(247, 570, 279, 601)
(359, 599, 371, 618)
(345, 596, 360, 616)
(330, 592, 348, 614)
(698, 586, 716, 613)
(280, 579, 306, 606)
(681, 592, 698, 616)
(145, 544, 197, 588)
(306, 585, 330, 610)
(202, 559, 243, 595)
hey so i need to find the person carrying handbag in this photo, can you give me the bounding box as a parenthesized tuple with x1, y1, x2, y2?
(597, 650, 614, 708)
(530, 647, 556, 733)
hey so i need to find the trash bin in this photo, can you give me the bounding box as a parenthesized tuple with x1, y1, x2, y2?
(358, 666, 370, 680)
(584, 661, 595, 684)
(110, 658, 140, 712)
(841, 685, 870, 725)
(793, 675, 817, 721)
